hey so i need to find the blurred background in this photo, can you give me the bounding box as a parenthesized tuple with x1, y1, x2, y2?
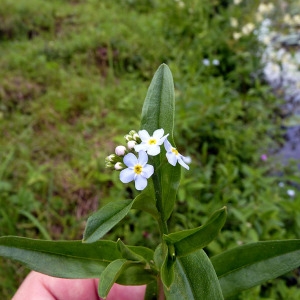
(1, 0, 300, 298)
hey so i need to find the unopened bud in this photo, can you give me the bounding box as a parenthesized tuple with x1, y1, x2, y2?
(127, 140, 136, 149)
(124, 134, 131, 142)
(106, 154, 116, 162)
(129, 130, 137, 136)
(114, 162, 124, 170)
(105, 161, 114, 168)
(115, 145, 126, 156)
(133, 133, 140, 141)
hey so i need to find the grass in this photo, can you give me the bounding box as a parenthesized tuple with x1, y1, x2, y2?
(0, 0, 300, 298)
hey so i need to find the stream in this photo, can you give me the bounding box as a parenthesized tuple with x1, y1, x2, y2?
(258, 16, 300, 167)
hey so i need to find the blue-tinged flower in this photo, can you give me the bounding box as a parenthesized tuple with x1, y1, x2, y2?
(134, 129, 168, 156)
(120, 151, 154, 190)
(164, 140, 190, 170)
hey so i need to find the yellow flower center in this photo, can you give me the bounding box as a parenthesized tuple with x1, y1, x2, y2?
(171, 148, 179, 155)
(134, 164, 143, 175)
(148, 138, 157, 145)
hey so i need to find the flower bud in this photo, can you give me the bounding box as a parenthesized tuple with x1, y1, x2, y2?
(114, 162, 124, 170)
(127, 140, 136, 149)
(105, 160, 114, 168)
(129, 130, 137, 136)
(115, 145, 126, 156)
(124, 134, 131, 142)
(106, 154, 116, 162)
(133, 133, 140, 142)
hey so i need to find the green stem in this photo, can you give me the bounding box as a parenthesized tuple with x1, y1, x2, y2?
(149, 156, 169, 236)
(151, 171, 168, 236)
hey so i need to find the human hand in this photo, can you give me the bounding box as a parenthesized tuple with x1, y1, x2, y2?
(13, 271, 146, 300)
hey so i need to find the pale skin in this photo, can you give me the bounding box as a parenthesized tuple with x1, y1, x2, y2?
(13, 271, 146, 300)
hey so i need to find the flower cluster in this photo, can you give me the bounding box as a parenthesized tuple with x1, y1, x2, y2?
(105, 129, 190, 190)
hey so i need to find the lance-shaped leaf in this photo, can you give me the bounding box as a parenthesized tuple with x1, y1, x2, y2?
(0, 236, 122, 278)
(132, 180, 159, 220)
(140, 64, 175, 136)
(99, 259, 131, 298)
(140, 63, 181, 222)
(0, 236, 157, 284)
(83, 200, 133, 243)
(161, 242, 176, 289)
(165, 249, 224, 300)
(117, 239, 154, 264)
(164, 207, 227, 257)
(117, 264, 156, 286)
(211, 240, 300, 298)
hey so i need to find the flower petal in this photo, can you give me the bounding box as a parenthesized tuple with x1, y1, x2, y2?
(120, 168, 135, 183)
(135, 175, 148, 190)
(138, 130, 150, 142)
(158, 134, 169, 145)
(138, 150, 148, 165)
(134, 143, 147, 152)
(182, 155, 192, 164)
(147, 145, 161, 156)
(153, 128, 164, 139)
(142, 164, 154, 178)
(164, 139, 172, 151)
(178, 157, 189, 170)
(166, 152, 177, 166)
(123, 153, 138, 167)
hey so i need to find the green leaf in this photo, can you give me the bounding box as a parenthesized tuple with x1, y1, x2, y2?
(0, 236, 122, 278)
(141, 64, 175, 135)
(128, 245, 155, 263)
(99, 259, 130, 298)
(117, 264, 156, 286)
(159, 242, 176, 289)
(165, 249, 224, 300)
(211, 240, 300, 298)
(132, 180, 159, 219)
(164, 207, 227, 257)
(161, 251, 175, 289)
(117, 239, 148, 263)
(161, 162, 181, 222)
(140, 63, 181, 222)
(83, 200, 133, 243)
(0, 236, 157, 285)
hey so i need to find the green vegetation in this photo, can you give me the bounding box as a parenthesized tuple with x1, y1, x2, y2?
(0, 0, 299, 298)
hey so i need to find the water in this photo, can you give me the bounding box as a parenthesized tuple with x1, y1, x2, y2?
(258, 17, 300, 166)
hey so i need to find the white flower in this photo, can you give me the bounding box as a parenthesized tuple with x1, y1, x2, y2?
(287, 189, 295, 197)
(120, 151, 154, 190)
(278, 182, 285, 188)
(115, 145, 126, 156)
(293, 15, 300, 25)
(164, 140, 190, 170)
(258, 3, 274, 15)
(202, 58, 210, 66)
(283, 14, 293, 25)
(230, 18, 238, 28)
(134, 129, 168, 156)
(212, 59, 220, 66)
(233, 0, 242, 5)
(241, 23, 255, 35)
(233, 32, 242, 40)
